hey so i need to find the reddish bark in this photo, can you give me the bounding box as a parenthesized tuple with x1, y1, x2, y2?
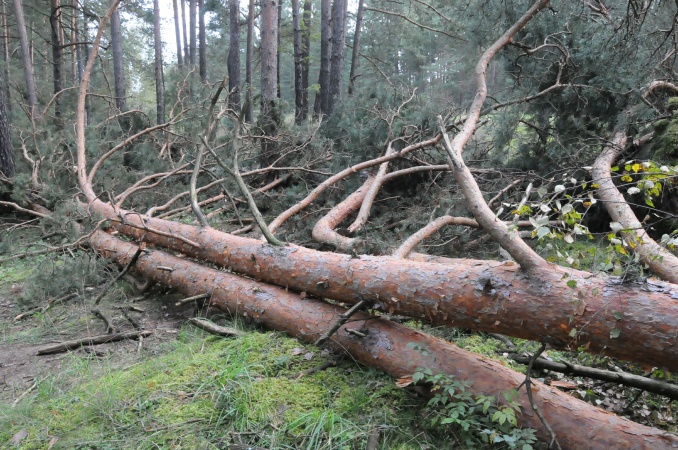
(90, 230, 678, 450)
(92, 200, 678, 372)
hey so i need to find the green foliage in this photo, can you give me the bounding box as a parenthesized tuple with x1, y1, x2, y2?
(413, 368, 538, 449)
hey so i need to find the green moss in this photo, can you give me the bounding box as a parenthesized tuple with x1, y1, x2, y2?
(667, 97, 678, 111)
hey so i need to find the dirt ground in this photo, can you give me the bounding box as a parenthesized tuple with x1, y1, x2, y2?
(0, 283, 208, 405)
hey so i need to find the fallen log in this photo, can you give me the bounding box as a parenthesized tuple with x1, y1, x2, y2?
(90, 230, 678, 449)
(94, 200, 678, 372)
(36, 330, 153, 355)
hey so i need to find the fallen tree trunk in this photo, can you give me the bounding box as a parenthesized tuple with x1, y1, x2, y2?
(90, 229, 678, 449)
(95, 200, 678, 372)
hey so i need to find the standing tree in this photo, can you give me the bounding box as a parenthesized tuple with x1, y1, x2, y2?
(228, 0, 240, 110)
(348, 0, 364, 96)
(0, 0, 10, 108)
(0, 76, 12, 178)
(173, 0, 184, 67)
(110, 0, 126, 112)
(181, 0, 189, 64)
(313, 0, 331, 116)
(245, 0, 254, 122)
(300, 0, 312, 119)
(12, 0, 39, 119)
(153, 0, 164, 124)
(327, 0, 347, 114)
(260, 0, 279, 167)
(50, 0, 63, 125)
(198, 0, 206, 81)
(189, 0, 196, 67)
(292, 0, 303, 123)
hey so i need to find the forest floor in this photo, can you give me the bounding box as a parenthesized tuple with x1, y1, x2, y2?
(1, 225, 676, 449)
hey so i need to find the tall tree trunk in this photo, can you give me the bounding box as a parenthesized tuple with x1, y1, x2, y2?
(189, 0, 196, 67)
(327, 0, 347, 115)
(245, 0, 254, 122)
(260, 0, 279, 168)
(153, 0, 165, 124)
(82, 0, 90, 124)
(292, 0, 303, 123)
(314, 0, 331, 116)
(1, 0, 11, 111)
(172, 0, 183, 67)
(50, 0, 63, 126)
(198, 0, 206, 81)
(181, 0, 189, 64)
(300, 0, 311, 120)
(348, 0, 364, 96)
(110, 0, 126, 112)
(12, 0, 39, 119)
(228, 0, 240, 110)
(0, 75, 13, 178)
(276, 0, 282, 99)
(74, 0, 83, 83)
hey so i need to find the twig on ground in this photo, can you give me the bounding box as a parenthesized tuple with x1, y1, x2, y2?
(36, 330, 153, 355)
(175, 293, 210, 306)
(91, 308, 115, 333)
(94, 244, 145, 305)
(288, 360, 338, 380)
(11, 380, 37, 408)
(188, 317, 243, 337)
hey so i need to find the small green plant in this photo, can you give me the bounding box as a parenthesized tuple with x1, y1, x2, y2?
(413, 368, 538, 449)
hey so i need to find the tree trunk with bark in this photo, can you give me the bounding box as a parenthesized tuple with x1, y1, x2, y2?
(198, 0, 206, 82)
(314, 0, 331, 116)
(327, 0, 347, 115)
(181, 0, 189, 64)
(260, 0, 279, 167)
(300, 0, 312, 120)
(110, 0, 126, 112)
(245, 0, 254, 122)
(228, 0, 241, 110)
(189, 0, 197, 67)
(0, 0, 10, 110)
(153, 0, 165, 124)
(172, 0, 184, 67)
(12, 0, 39, 119)
(292, 0, 303, 123)
(0, 77, 12, 178)
(50, 0, 63, 126)
(348, 0, 364, 96)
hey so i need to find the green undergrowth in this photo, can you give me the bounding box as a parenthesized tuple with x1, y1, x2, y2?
(0, 326, 461, 449)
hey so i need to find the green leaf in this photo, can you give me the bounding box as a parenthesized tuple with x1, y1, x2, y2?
(610, 328, 621, 339)
(569, 327, 577, 337)
(566, 280, 577, 289)
(612, 311, 623, 320)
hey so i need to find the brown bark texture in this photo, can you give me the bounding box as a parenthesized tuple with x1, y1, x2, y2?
(153, 0, 165, 124)
(327, 0, 348, 114)
(90, 230, 678, 450)
(292, 0, 303, 123)
(228, 0, 240, 109)
(348, 0, 364, 96)
(12, 0, 38, 118)
(260, 0, 279, 167)
(110, 0, 126, 111)
(172, 0, 183, 67)
(245, 0, 254, 122)
(314, 0, 331, 116)
(93, 200, 678, 372)
(198, 0, 206, 81)
(50, 0, 63, 123)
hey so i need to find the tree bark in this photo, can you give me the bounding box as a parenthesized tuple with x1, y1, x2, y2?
(172, 0, 184, 67)
(292, 0, 303, 123)
(198, 0, 206, 82)
(591, 132, 678, 284)
(260, 0, 279, 168)
(245, 0, 254, 122)
(181, 0, 189, 64)
(0, 0, 10, 110)
(300, 0, 312, 120)
(314, 0, 331, 116)
(189, 0, 197, 67)
(327, 0, 347, 115)
(153, 0, 165, 124)
(12, 0, 39, 119)
(89, 230, 678, 450)
(348, 0, 364, 96)
(50, 0, 63, 126)
(276, 0, 282, 99)
(228, 0, 241, 110)
(0, 75, 13, 178)
(110, 0, 126, 112)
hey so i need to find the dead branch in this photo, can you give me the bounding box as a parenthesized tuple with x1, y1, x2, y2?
(114, 164, 191, 209)
(511, 355, 678, 401)
(91, 308, 115, 333)
(288, 360, 338, 379)
(643, 80, 678, 98)
(393, 216, 479, 258)
(0, 201, 50, 218)
(188, 317, 243, 337)
(36, 330, 153, 355)
(94, 244, 145, 305)
(108, 217, 200, 248)
(175, 293, 210, 306)
(591, 132, 678, 284)
(314, 299, 368, 346)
